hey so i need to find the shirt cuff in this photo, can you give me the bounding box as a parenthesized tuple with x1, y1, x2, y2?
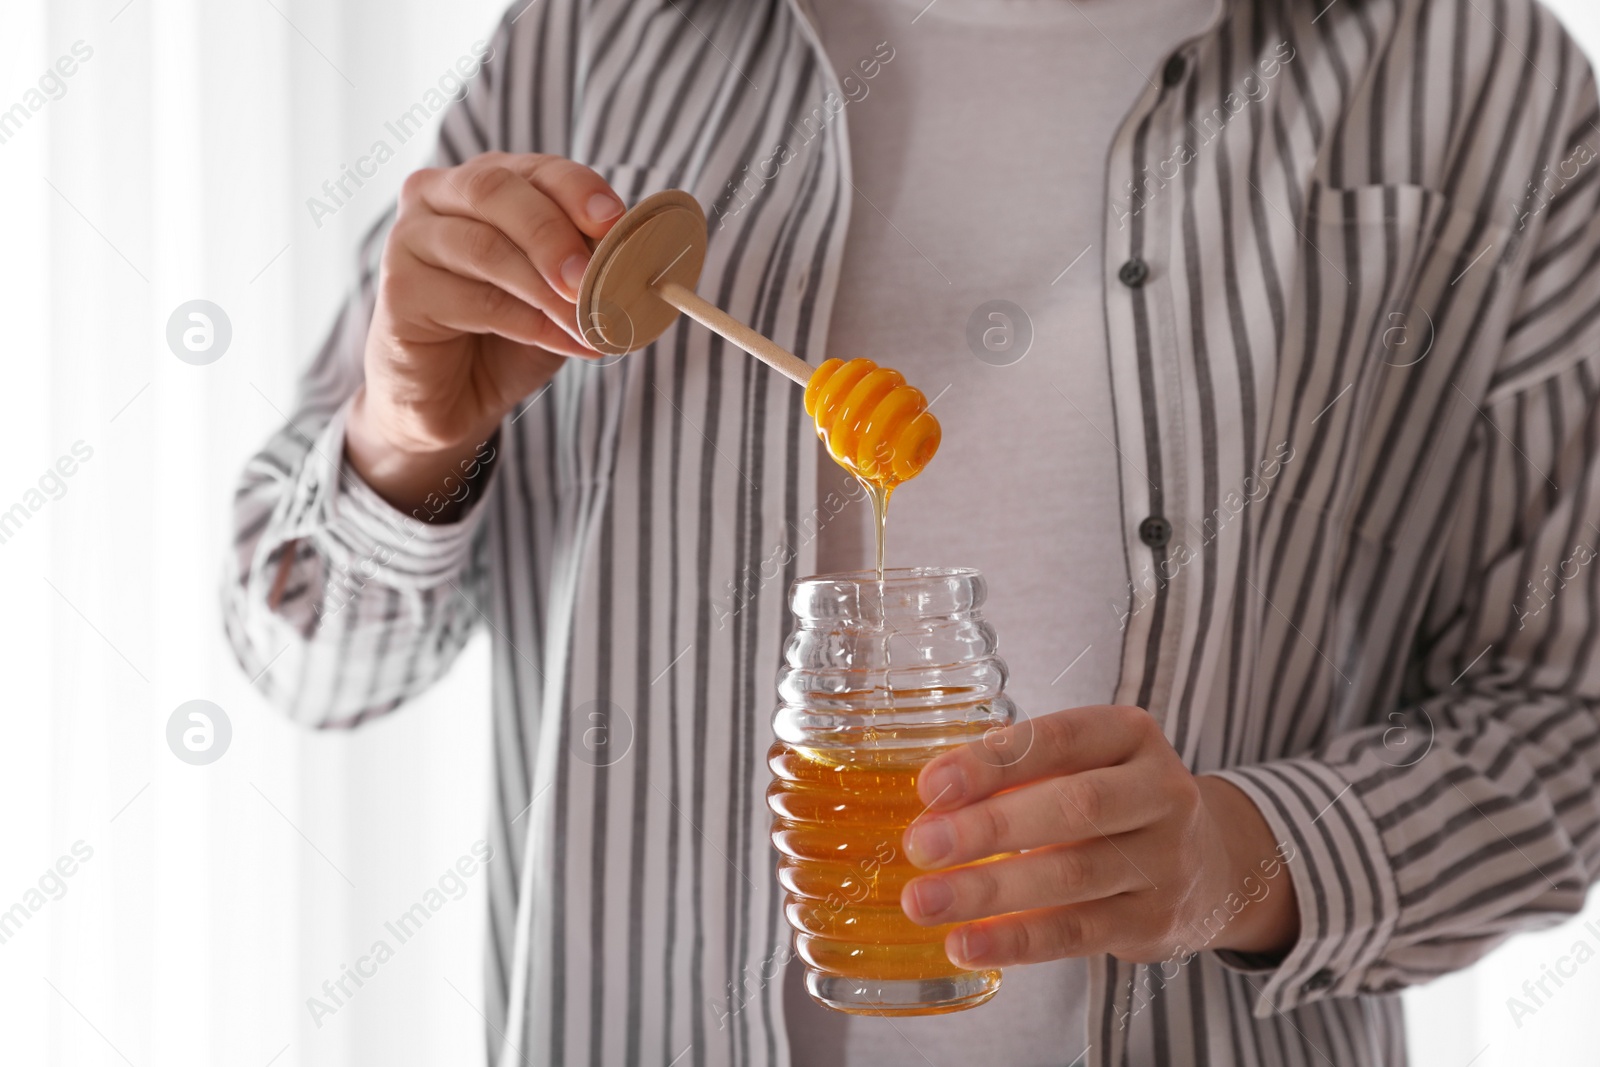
(1207, 758, 1401, 1017)
(278, 397, 497, 590)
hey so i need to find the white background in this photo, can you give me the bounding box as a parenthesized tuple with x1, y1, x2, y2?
(0, 1, 1597, 1065)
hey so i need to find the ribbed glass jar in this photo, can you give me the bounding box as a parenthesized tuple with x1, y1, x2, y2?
(767, 567, 1017, 1016)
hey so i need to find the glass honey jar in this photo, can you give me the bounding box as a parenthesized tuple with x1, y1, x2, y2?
(768, 567, 1017, 1016)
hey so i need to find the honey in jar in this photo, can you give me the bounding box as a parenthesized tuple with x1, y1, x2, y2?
(770, 569, 1016, 1016)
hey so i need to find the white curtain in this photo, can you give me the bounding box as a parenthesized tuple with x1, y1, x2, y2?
(0, 1, 500, 1064)
(2, 2, 1598, 1065)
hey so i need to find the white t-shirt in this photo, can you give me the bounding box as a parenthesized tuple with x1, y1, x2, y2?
(793, 0, 1215, 1063)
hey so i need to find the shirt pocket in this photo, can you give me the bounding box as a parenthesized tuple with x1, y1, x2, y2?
(1301, 181, 1477, 382)
(1276, 180, 1512, 546)
(1303, 179, 1513, 377)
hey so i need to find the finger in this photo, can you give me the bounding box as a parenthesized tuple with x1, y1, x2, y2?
(504, 154, 626, 240)
(945, 898, 1127, 968)
(386, 254, 593, 357)
(903, 764, 1167, 869)
(418, 161, 598, 304)
(401, 213, 585, 346)
(917, 705, 1160, 810)
(901, 838, 1151, 926)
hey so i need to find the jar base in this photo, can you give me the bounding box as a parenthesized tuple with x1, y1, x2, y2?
(804, 968, 1002, 1017)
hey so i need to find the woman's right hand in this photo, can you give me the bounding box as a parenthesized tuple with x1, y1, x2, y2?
(345, 152, 625, 517)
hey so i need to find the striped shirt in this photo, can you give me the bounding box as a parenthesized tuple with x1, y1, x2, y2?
(223, 0, 1600, 1064)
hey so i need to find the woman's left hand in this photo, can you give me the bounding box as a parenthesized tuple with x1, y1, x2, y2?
(899, 705, 1300, 968)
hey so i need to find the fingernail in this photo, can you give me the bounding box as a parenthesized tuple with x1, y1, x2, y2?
(560, 253, 590, 295)
(909, 878, 954, 920)
(921, 762, 967, 807)
(906, 818, 954, 868)
(587, 193, 624, 222)
(956, 926, 991, 965)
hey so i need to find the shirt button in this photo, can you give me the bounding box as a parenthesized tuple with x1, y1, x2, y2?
(1138, 516, 1172, 548)
(1119, 257, 1150, 288)
(1305, 969, 1335, 992)
(1162, 53, 1188, 87)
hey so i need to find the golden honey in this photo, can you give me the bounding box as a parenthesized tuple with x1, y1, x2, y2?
(804, 357, 941, 577)
(766, 716, 1002, 1016)
(804, 357, 941, 489)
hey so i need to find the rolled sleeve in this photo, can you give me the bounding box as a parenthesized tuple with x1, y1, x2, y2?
(302, 398, 497, 595)
(1210, 759, 1401, 1016)
(226, 395, 500, 728)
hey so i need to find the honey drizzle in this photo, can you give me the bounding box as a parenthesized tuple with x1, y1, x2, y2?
(862, 478, 891, 581)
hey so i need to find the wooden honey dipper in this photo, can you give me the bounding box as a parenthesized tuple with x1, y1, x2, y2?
(577, 191, 940, 489)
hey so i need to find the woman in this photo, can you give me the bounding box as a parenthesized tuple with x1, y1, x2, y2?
(227, 0, 1600, 1062)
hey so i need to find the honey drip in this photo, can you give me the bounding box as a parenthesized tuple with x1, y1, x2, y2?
(803, 357, 940, 578)
(865, 480, 890, 582)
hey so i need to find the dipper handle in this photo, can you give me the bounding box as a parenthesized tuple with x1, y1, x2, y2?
(653, 280, 813, 387)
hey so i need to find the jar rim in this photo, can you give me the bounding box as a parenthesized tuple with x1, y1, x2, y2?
(793, 566, 981, 587)
(788, 567, 988, 622)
